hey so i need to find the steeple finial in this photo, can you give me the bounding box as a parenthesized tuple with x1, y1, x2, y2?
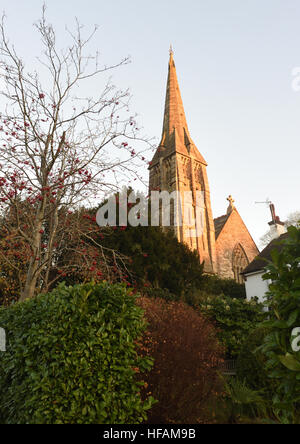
(227, 195, 236, 214)
(169, 44, 174, 57)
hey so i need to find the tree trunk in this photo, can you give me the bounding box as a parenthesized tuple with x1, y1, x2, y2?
(20, 269, 39, 301)
(19, 207, 45, 301)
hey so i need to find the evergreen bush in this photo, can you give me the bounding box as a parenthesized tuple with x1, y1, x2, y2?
(0, 282, 154, 424)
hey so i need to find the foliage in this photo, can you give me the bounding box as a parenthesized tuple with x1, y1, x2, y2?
(45, 207, 131, 288)
(237, 327, 277, 397)
(137, 297, 224, 424)
(200, 274, 246, 299)
(0, 277, 18, 306)
(222, 378, 269, 424)
(141, 286, 179, 302)
(0, 282, 154, 424)
(99, 222, 205, 299)
(197, 294, 264, 359)
(53, 189, 246, 304)
(259, 225, 300, 423)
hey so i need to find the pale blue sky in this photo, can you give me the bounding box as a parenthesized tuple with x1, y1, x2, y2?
(2, 0, 300, 245)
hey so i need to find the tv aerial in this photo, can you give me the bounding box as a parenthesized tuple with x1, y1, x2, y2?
(255, 198, 277, 224)
(255, 198, 272, 206)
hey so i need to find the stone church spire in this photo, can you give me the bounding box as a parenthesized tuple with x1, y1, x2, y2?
(160, 48, 191, 147)
(149, 50, 217, 273)
(152, 50, 207, 166)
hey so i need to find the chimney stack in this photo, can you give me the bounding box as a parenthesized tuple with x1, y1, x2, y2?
(268, 203, 286, 239)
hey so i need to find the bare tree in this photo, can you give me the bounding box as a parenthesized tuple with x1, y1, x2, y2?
(0, 8, 151, 301)
(285, 211, 300, 228)
(259, 230, 275, 248)
(259, 211, 300, 248)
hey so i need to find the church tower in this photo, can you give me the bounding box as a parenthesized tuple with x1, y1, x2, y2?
(149, 49, 217, 273)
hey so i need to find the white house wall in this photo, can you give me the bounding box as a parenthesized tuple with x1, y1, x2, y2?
(245, 271, 270, 304)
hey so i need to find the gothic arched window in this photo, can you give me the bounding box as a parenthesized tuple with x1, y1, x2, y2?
(232, 244, 249, 284)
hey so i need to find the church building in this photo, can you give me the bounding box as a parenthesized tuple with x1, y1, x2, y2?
(149, 49, 259, 282)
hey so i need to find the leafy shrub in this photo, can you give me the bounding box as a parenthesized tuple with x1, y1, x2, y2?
(201, 274, 246, 299)
(197, 294, 264, 359)
(259, 225, 300, 423)
(237, 328, 276, 397)
(0, 282, 154, 424)
(137, 297, 224, 424)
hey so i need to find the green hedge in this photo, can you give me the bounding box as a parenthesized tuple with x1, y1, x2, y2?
(0, 282, 154, 424)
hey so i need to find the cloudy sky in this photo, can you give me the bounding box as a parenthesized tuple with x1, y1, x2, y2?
(1, 0, 300, 245)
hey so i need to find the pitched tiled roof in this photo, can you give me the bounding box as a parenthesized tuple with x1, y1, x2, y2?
(214, 214, 229, 239)
(242, 232, 289, 275)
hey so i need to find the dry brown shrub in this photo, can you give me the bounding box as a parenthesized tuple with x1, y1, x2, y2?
(137, 297, 224, 424)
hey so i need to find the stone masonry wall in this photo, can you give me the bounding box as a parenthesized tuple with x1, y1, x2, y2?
(215, 210, 259, 280)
